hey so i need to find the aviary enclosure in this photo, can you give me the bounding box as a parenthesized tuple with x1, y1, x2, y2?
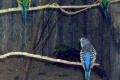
(0, 0, 119, 80)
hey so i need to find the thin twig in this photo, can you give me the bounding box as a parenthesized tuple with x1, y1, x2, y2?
(35, 9, 55, 51)
(0, 52, 100, 66)
(32, 14, 63, 53)
(23, 9, 55, 80)
(22, 7, 45, 80)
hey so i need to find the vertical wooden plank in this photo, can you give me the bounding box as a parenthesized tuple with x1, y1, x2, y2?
(99, 1, 120, 80)
(104, 2, 120, 80)
(85, 0, 103, 63)
(1, 0, 13, 53)
(72, 0, 84, 50)
(0, 0, 27, 80)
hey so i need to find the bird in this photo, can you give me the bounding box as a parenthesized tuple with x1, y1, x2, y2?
(99, 0, 111, 25)
(55, 44, 71, 52)
(17, 0, 31, 23)
(55, 44, 80, 61)
(80, 37, 97, 80)
(45, 44, 80, 67)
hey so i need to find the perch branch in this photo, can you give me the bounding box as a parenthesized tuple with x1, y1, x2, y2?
(57, 0, 98, 15)
(0, 52, 100, 66)
(0, 0, 119, 14)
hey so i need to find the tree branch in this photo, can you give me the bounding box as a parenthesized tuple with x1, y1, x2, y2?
(0, 0, 119, 14)
(0, 52, 100, 66)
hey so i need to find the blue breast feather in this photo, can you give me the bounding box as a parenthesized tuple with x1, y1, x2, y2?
(85, 52, 91, 71)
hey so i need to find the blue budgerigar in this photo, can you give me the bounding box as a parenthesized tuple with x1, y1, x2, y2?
(80, 37, 97, 80)
(17, 0, 31, 23)
(99, 0, 111, 25)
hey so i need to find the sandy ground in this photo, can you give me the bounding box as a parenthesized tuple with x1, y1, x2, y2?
(0, 57, 102, 80)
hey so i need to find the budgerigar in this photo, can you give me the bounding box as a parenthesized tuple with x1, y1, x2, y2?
(99, 0, 111, 25)
(17, 0, 31, 23)
(80, 37, 97, 80)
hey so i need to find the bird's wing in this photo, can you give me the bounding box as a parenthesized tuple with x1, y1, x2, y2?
(80, 49, 86, 70)
(80, 46, 97, 71)
(89, 47, 97, 69)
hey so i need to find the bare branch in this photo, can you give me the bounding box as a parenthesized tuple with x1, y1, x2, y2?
(0, 0, 119, 14)
(0, 52, 100, 66)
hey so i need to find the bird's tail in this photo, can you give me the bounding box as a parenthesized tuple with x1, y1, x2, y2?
(85, 71, 90, 80)
(22, 8, 27, 23)
(104, 9, 111, 25)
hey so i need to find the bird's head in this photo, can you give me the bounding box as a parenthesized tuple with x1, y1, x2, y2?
(80, 37, 90, 48)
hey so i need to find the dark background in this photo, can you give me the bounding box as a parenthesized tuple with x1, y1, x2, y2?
(0, 0, 119, 80)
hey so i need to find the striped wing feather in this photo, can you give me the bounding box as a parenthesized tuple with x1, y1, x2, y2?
(80, 46, 96, 71)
